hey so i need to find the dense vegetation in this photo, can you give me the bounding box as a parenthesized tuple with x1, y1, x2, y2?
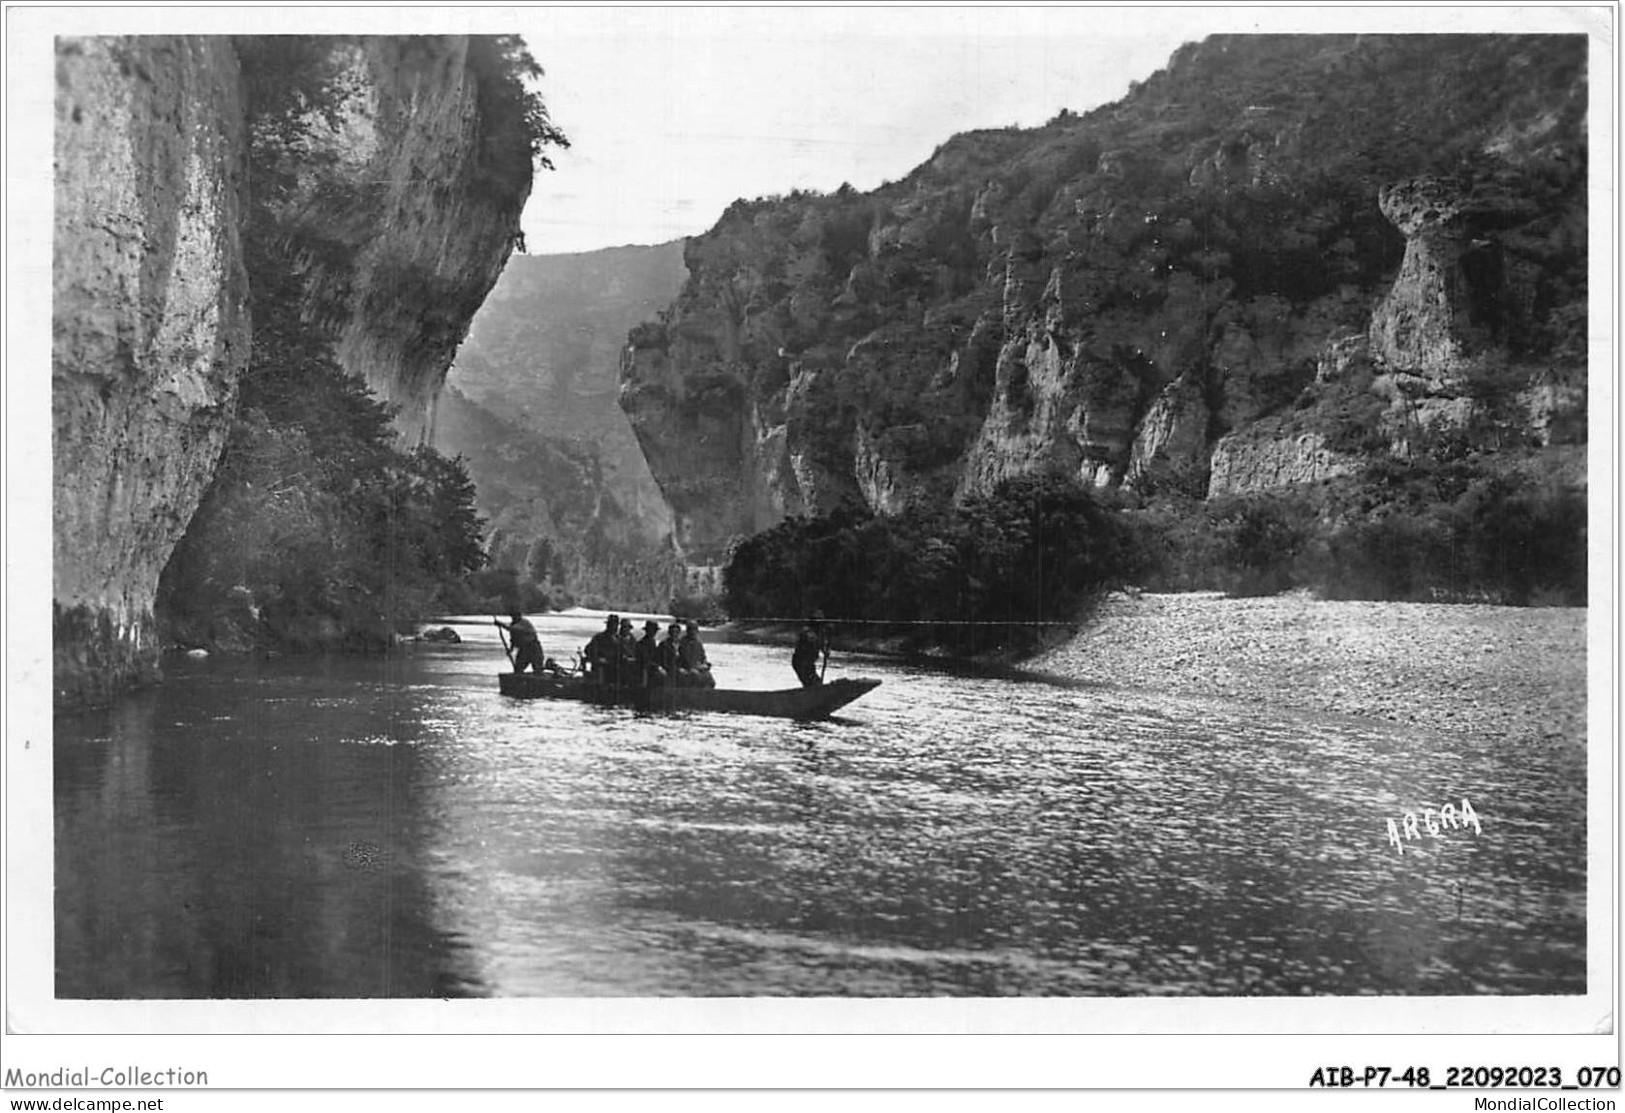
(628, 34, 1589, 650)
(158, 330, 491, 650)
(157, 36, 566, 651)
(1126, 458, 1586, 606)
(624, 34, 1586, 564)
(724, 474, 1136, 655)
(724, 449, 1585, 657)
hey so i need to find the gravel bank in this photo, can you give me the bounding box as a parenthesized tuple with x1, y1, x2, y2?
(1033, 591, 1588, 749)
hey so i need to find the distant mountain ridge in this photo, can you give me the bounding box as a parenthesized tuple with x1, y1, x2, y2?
(436, 242, 689, 606)
(619, 34, 1587, 562)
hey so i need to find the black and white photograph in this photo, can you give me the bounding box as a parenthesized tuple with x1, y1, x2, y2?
(3, 1, 1616, 1100)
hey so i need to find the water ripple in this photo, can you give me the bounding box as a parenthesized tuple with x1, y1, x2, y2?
(52, 614, 1586, 998)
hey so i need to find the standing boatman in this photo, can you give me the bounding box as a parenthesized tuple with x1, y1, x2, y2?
(585, 614, 622, 685)
(791, 613, 829, 688)
(495, 610, 545, 674)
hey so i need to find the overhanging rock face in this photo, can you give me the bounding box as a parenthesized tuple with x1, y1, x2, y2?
(52, 35, 533, 707)
(52, 36, 251, 707)
(268, 37, 532, 446)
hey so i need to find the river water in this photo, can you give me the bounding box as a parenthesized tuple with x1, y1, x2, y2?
(54, 612, 1585, 998)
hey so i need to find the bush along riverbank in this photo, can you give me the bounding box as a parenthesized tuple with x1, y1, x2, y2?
(724, 475, 1135, 658)
(719, 459, 1585, 661)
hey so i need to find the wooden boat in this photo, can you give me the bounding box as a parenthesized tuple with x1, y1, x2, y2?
(497, 672, 881, 721)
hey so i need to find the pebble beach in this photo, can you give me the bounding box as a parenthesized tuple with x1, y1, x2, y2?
(1033, 591, 1590, 751)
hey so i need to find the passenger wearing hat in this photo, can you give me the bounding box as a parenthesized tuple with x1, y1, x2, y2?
(678, 620, 715, 688)
(584, 614, 621, 686)
(634, 619, 666, 686)
(658, 621, 684, 682)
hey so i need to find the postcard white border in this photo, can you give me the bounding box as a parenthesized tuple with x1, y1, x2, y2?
(4, 1, 1617, 1093)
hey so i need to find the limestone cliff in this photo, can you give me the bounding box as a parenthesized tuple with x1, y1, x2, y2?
(620, 35, 1586, 552)
(53, 34, 537, 706)
(1368, 177, 1472, 382)
(251, 37, 533, 444)
(53, 37, 250, 706)
(1208, 428, 1360, 495)
(620, 335, 784, 558)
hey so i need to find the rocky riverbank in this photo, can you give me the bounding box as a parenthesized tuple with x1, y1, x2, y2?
(1033, 591, 1588, 750)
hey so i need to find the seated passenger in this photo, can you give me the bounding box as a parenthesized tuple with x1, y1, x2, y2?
(677, 620, 715, 688)
(617, 619, 637, 669)
(658, 621, 684, 682)
(635, 619, 666, 686)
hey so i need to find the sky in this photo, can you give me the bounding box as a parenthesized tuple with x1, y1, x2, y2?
(6, 5, 1601, 259)
(506, 5, 1608, 257)
(512, 8, 1194, 254)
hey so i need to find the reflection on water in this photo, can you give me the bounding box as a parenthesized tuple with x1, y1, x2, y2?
(55, 614, 1585, 997)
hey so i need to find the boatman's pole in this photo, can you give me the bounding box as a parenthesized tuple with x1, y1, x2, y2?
(493, 615, 514, 669)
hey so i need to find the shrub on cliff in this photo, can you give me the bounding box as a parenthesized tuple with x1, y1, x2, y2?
(465, 34, 570, 204)
(237, 34, 567, 202)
